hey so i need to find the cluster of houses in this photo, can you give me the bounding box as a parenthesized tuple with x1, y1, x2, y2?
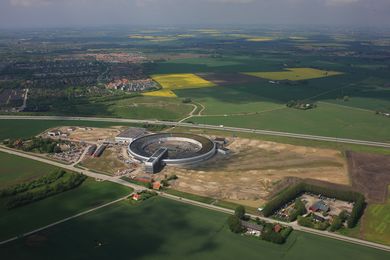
(105, 78, 157, 92)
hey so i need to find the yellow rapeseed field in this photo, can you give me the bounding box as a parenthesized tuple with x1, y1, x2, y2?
(152, 73, 215, 90)
(244, 68, 343, 81)
(142, 89, 177, 98)
(143, 73, 216, 98)
(246, 37, 274, 42)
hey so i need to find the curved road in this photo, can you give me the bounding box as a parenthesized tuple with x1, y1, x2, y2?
(1, 146, 390, 253)
(0, 115, 389, 148)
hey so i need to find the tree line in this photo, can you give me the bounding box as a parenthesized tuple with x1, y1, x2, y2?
(262, 182, 365, 228)
(0, 170, 87, 209)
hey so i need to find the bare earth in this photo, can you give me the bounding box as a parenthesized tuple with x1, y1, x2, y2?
(163, 137, 349, 207)
(60, 126, 122, 143)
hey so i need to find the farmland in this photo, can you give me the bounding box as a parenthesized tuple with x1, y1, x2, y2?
(0, 197, 389, 260)
(147, 73, 216, 97)
(0, 151, 58, 189)
(244, 68, 343, 81)
(343, 186, 390, 246)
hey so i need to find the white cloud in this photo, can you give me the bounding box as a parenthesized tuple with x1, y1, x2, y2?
(324, 0, 361, 5)
(10, 0, 53, 7)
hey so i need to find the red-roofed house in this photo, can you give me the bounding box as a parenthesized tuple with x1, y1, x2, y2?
(274, 224, 282, 233)
(132, 193, 141, 201)
(152, 182, 161, 190)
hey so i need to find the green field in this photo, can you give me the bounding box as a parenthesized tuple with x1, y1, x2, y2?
(0, 197, 389, 259)
(0, 151, 58, 188)
(189, 102, 390, 142)
(344, 186, 390, 246)
(0, 178, 132, 241)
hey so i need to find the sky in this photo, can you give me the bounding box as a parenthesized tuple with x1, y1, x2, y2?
(0, 0, 389, 28)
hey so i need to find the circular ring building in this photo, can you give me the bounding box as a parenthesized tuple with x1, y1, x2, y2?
(128, 133, 216, 173)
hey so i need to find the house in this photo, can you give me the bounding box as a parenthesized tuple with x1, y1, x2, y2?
(309, 200, 329, 213)
(152, 181, 161, 190)
(274, 224, 282, 233)
(132, 193, 141, 201)
(240, 221, 264, 232)
(312, 214, 326, 222)
(47, 129, 62, 137)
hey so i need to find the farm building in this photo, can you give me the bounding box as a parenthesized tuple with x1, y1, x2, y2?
(309, 200, 330, 213)
(86, 145, 97, 156)
(93, 144, 107, 157)
(115, 127, 148, 143)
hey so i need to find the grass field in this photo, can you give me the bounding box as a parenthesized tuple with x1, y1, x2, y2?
(0, 197, 389, 259)
(189, 102, 390, 142)
(244, 68, 343, 81)
(0, 178, 132, 241)
(0, 151, 58, 189)
(347, 186, 390, 245)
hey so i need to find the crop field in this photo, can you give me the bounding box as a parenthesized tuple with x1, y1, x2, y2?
(0, 177, 132, 241)
(142, 89, 177, 97)
(244, 68, 343, 81)
(107, 96, 193, 119)
(0, 152, 58, 189)
(0, 197, 388, 260)
(147, 73, 216, 97)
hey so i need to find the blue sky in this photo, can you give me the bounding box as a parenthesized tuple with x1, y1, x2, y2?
(0, 0, 389, 28)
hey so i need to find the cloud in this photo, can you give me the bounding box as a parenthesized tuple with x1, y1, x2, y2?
(324, 0, 360, 6)
(10, 0, 53, 7)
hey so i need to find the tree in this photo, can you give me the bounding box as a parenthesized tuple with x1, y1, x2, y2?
(234, 206, 246, 220)
(227, 215, 243, 233)
(329, 216, 343, 232)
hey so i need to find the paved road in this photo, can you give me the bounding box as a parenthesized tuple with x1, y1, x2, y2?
(1, 115, 389, 148)
(1, 147, 390, 253)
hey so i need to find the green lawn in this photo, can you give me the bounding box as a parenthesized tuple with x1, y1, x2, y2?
(0, 197, 388, 259)
(0, 178, 133, 241)
(0, 151, 58, 189)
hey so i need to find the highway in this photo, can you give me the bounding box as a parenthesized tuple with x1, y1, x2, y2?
(1, 115, 390, 148)
(1, 146, 390, 253)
